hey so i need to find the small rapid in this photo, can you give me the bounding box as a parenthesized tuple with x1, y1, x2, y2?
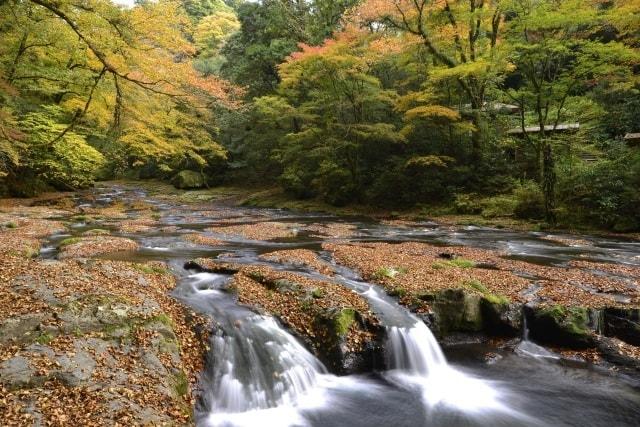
(53, 184, 640, 427)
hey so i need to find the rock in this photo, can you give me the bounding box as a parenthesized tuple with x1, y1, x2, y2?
(0, 313, 46, 345)
(11, 274, 60, 305)
(419, 289, 484, 336)
(171, 170, 206, 189)
(312, 307, 384, 374)
(54, 350, 96, 386)
(481, 300, 522, 336)
(595, 336, 640, 371)
(184, 259, 241, 275)
(526, 305, 597, 348)
(603, 308, 640, 346)
(0, 356, 37, 389)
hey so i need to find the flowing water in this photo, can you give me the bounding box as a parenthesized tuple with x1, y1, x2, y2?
(43, 184, 640, 427)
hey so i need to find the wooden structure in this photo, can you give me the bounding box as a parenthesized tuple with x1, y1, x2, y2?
(624, 133, 640, 147)
(506, 123, 580, 136)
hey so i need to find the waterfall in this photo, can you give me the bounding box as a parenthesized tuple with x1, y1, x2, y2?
(387, 322, 447, 376)
(202, 316, 326, 414)
(386, 319, 525, 415)
(515, 307, 559, 360)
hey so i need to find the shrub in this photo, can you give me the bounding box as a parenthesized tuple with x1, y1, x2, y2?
(513, 181, 545, 219)
(453, 194, 482, 214)
(558, 153, 640, 231)
(481, 195, 517, 218)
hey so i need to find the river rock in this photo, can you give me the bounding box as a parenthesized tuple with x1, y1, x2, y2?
(481, 300, 522, 336)
(419, 289, 484, 336)
(0, 313, 46, 345)
(0, 356, 37, 389)
(525, 305, 597, 348)
(603, 308, 640, 346)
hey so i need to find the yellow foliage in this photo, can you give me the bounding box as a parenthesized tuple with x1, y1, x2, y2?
(404, 105, 461, 121)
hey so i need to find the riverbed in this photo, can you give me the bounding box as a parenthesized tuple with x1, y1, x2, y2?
(36, 184, 640, 426)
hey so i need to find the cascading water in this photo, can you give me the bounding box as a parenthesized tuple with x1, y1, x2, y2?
(175, 272, 332, 427)
(327, 265, 527, 418)
(204, 317, 325, 413)
(387, 323, 447, 376)
(68, 185, 640, 427)
(515, 308, 559, 360)
(385, 321, 521, 414)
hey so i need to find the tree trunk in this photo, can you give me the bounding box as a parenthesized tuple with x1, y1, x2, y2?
(542, 141, 556, 224)
(470, 102, 483, 163)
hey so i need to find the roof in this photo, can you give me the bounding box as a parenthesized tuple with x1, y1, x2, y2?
(507, 123, 580, 135)
(462, 102, 520, 114)
(623, 133, 640, 140)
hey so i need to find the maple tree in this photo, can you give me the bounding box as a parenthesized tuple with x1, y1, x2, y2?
(351, 0, 510, 161)
(501, 0, 639, 222)
(0, 0, 239, 193)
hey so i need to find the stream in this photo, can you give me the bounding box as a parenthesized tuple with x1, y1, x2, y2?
(43, 184, 640, 427)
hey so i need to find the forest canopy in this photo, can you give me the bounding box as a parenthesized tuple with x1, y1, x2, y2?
(1, 0, 639, 231)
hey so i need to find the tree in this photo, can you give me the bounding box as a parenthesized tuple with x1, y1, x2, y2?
(502, 0, 639, 222)
(352, 0, 510, 162)
(0, 0, 239, 191)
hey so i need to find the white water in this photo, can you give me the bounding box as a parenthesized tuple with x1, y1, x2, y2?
(386, 322, 518, 414)
(181, 263, 536, 426)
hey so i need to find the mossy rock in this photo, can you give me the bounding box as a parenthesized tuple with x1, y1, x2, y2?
(480, 299, 521, 336)
(311, 307, 383, 374)
(427, 289, 484, 336)
(171, 170, 206, 189)
(527, 305, 596, 348)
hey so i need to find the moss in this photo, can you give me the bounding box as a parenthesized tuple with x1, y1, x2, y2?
(23, 247, 40, 258)
(464, 279, 489, 293)
(273, 279, 301, 292)
(134, 264, 170, 275)
(5, 222, 17, 229)
(333, 308, 356, 336)
(72, 215, 88, 222)
(59, 237, 81, 247)
(172, 370, 189, 397)
(463, 279, 510, 305)
(541, 305, 589, 336)
(373, 266, 407, 279)
(151, 313, 174, 327)
(102, 323, 132, 339)
(246, 271, 265, 282)
(483, 293, 510, 305)
(448, 258, 476, 268)
(299, 298, 313, 311)
(35, 332, 54, 345)
(311, 287, 325, 299)
(151, 213, 162, 220)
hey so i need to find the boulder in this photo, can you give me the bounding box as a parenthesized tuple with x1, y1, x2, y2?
(312, 307, 385, 374)
(0, 356, 37, 389)
(171, 170, 206, 189)
(418, 289, 484, 336)
(603, 308, 640, 346)
(526, 305, 598, 348)
(481, 300, 522, 336)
